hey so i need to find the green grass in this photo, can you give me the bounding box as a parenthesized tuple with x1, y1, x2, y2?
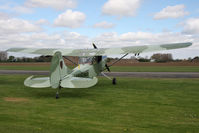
(0, 75, 199, 133)
(109, 66, 199, 72)
(0, 65, 50, 71)
(1, 65, 199, 72)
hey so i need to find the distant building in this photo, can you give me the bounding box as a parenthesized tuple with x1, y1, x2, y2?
(0, 51, 8, 61)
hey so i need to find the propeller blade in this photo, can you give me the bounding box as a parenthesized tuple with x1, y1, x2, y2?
(105, 64, 110, 72)
(92, 43, 97, 49)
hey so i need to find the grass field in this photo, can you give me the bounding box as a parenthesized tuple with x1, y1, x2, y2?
(110, 66, 199, 72)
(0, 75, 199, 133)
(0, 65, 199, 72)
(0, 65, 50, 71)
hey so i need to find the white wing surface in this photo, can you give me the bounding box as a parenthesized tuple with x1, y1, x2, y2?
(7, 42, 192, 56)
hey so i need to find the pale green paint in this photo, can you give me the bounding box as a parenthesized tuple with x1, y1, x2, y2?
(10, 42, 192, 89)
(7, 42, 192, 57)
(24, 76, 51, 88)
(49, 51, 71, 88)
(24, 52, 105, 89)
(61, 77, 98, 88)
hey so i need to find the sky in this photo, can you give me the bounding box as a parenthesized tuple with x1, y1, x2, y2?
(0, 0, 199, 59)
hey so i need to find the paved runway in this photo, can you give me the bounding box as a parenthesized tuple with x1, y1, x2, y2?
(0, 70, 199, 78)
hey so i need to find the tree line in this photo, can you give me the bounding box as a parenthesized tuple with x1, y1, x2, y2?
(0, 54, 198, 63)
(1, 55, 52, 62)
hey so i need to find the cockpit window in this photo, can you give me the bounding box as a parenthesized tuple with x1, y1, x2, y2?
(102, 56, 107, 60)
(78, 56, 107, 64)
(78, 57, 92, 64)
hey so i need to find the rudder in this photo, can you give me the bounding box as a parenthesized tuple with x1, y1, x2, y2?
(50, 51, 71, 88)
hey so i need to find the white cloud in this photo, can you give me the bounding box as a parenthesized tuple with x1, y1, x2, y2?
(93, 21, 115, 29)
(93, 32, 193, 48)
(0, 30, 198, 59)
(13, 6, 33, 14)
(120, 32, 156, 40)
(0, 4, 33, 14)
(93, 32, 198, 59)
(25, 0, 76, 10)
(182, 18, 199, 34)
(61, 32, 90, 47)
(154, 4, 189, 20)
(35, 19, 49, 25)
(0, 18, 41, 34)
(0, 12, 10, 19)
(102, 0, 141, 17)
(0, 31, 90, 50)
(54, 10, 86, 28)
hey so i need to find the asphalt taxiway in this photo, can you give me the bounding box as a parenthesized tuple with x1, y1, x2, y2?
(0, 70, 199, 78)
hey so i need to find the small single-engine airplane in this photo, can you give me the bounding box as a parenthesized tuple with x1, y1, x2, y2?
(7, 42, 192, 98)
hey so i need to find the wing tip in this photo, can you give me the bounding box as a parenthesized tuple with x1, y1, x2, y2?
(186, 42, 192, 46)
(181, 42, 193, 48)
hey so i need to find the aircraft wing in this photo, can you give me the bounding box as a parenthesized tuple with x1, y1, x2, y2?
(7, 42, 192, 56)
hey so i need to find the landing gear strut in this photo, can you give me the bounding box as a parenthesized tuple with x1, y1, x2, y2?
(56, 91, 59, 99)
(56, 81, 62, 99)
(56, 86, 61, 99)
(101, 72, 117, 85)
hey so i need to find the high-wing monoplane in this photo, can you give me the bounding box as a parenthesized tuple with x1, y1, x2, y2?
(7, 42, 192, 98)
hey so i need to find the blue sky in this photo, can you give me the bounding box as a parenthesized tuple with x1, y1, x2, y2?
(0, 0, 199, 59)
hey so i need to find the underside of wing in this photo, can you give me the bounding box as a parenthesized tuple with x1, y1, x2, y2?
(89, 42, 192, 56)
(61, 77, 98, 88)
(7, 42, 192, 56)
(24, 76, 51, 88)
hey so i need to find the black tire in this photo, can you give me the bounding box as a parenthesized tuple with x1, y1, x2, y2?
(112, 78, 116, 85)
(56, 94, 59, 99)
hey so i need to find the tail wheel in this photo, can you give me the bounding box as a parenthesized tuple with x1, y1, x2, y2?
(56, 92, 59, 99)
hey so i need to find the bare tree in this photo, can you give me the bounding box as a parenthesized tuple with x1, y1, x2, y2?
(0, 51, 8, 61)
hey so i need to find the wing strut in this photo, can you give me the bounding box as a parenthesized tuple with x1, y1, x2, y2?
(108, 53, 129, 67)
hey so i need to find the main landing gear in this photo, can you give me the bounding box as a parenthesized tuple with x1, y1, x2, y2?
(101, 72, 116, 85)
(56, 81, 62, 99)
(56, 86, 61, 99)
(112, 77, 116, 85)
(56, 91, 59, 99)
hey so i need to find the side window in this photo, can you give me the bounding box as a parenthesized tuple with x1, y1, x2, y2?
(92, 57, 97, 64)
(79, 57, 92, 64)
(60, 61, 63, 69)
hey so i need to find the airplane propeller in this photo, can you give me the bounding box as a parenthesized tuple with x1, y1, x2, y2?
(92, 43, 97, 49)
(93, 43, 111, 72)
(105, 64, 110, 72)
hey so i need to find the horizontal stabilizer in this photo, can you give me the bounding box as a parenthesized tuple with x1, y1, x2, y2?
(61, 77, 98, 88)
(24, 76, 51, 88)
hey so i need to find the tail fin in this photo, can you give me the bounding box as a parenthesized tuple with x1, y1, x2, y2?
(50, 51, 71, 88)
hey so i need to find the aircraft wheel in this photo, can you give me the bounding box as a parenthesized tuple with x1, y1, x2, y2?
(112, 78, 116, 85)
(56, 92, 59, 99)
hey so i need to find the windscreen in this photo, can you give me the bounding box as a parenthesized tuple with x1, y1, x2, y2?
(78, 57, 92, 64)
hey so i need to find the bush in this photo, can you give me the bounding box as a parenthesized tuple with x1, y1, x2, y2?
(138, 58, 150, 62)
